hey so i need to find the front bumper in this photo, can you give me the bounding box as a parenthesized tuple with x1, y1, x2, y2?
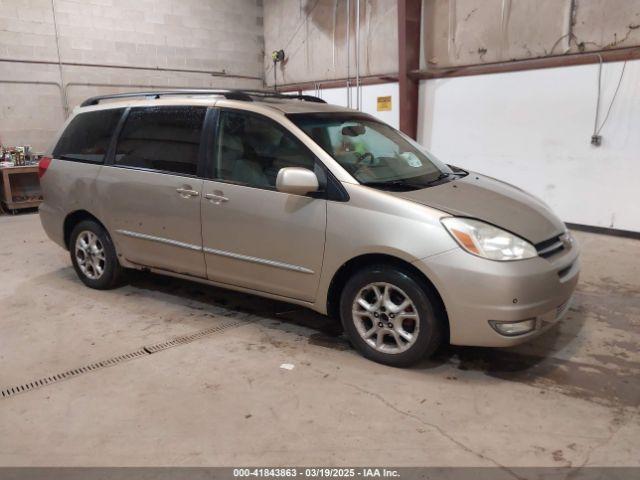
(414, 239, 580, 347)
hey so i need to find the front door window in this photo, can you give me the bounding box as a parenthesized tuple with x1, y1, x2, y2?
(215, 110, 319, 189)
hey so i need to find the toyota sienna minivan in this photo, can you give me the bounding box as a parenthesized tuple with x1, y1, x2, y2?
(39, 89, 580, 367)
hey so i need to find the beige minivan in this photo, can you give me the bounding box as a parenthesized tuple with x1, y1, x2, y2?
(39, 90, 580, 367)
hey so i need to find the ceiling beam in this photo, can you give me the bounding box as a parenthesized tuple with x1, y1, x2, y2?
(276, 74, 399, 93)
(413, 46, 640, 80)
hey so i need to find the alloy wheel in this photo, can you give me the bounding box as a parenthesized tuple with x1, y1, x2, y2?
(351, 282, 420, 354)
(75, 230, 106, 280)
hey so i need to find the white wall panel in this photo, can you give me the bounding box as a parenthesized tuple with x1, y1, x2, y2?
(418, 60, 640, 232)
(302, 82, 399, 129)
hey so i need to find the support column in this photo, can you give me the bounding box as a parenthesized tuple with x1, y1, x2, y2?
(397, 0, 422, 139)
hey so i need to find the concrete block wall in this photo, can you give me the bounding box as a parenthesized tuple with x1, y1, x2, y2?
(0, 0, 265, 151)
(423, 0, 640, 69)
(263, 0, 640, 87)
(263, 0, 398, 87)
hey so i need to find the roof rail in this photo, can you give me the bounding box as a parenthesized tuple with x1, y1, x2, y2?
(79, 89, 326, 107)
(239, 89, 326, 103)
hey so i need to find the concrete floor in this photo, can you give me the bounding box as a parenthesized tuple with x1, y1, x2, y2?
(0, 213, 638, 467)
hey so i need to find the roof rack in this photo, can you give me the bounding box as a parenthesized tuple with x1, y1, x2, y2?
(240, 89, 326, 104)
(79, 89, 326, 107)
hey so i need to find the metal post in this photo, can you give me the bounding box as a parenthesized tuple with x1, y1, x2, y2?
(346, 0, 351, 108)
(355, 0, 361, 110)
(397, 0, 421, 139)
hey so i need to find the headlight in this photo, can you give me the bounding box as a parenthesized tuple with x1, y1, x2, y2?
(441, 217, 537, 261)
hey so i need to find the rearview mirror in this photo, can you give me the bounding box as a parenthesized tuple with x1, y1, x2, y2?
(341, 124, 365, 136)
(276, 167, 319, 196)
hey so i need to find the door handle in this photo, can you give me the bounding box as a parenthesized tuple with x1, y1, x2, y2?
(204, 192, 229, 203)
(176, 188, 200, 198)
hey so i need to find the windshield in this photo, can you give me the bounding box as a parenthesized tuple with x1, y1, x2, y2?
(288, 113, 460, 190)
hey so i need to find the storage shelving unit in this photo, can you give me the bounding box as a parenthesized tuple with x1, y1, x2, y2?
(0, 165, 43, 212)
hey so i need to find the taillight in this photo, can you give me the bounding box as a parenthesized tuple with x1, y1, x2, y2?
(38, 156, 52, 178)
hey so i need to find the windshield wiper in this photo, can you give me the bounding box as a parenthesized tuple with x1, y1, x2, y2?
(361, 179, 422, 190)
(362, 172, 455, 191)
(423, 172, 451, 186)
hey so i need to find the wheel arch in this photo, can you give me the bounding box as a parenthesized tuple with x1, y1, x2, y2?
(326, 253, 449, 340)
(63, 210, 107, 250)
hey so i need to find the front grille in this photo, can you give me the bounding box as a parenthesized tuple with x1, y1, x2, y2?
(536, 234, 565, 258)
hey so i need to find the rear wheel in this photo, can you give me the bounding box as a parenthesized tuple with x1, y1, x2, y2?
(340, 265, 443, 367)
(70, 220, 123, 289)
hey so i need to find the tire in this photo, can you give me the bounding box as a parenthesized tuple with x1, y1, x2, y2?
(339, 264, 443, 367)
(69, 220, 124, 289)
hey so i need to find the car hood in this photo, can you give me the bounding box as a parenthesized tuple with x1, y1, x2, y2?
(389, 173, 565, 244)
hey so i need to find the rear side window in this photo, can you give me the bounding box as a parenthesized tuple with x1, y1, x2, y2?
(115, 106, 206, 176)
(53, 108, 123, 164)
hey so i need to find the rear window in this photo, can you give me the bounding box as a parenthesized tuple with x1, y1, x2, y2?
(114, 106, 206, 176)
(53, 108, 123, 164)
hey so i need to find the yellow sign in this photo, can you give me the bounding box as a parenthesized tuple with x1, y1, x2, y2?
(377, 96, 392, 111)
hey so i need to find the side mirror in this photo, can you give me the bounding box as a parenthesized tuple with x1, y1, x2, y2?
(276, 167, 319, 196)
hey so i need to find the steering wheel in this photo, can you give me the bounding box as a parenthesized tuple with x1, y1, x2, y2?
(356, 152, 375, 165)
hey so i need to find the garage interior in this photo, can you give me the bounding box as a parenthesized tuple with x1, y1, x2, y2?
(1, 0, 639, 472)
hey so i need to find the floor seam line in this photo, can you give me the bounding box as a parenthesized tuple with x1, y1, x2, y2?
(0, 318, 249, 400)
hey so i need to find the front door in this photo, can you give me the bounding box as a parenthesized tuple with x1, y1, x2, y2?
(200, 109, 327, 301)
(97, 105, 207, 277)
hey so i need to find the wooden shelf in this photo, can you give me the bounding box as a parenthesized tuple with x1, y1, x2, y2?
(0, 165, 43, 211)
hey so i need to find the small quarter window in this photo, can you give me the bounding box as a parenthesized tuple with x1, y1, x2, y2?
(115, 106, 206, 176)
(53, 108, 123, 164)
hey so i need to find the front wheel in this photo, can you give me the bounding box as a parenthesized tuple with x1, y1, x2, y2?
(340, 265, 443, 367)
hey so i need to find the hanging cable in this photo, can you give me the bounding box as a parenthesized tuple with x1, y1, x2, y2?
(265, 0, 321, 77)
(592, 56, 627, 145)
(596, 62, 626, 135)
(271, 50, 285, 92)
(50, 0, 69, 117)
(592, 54, 603, 142)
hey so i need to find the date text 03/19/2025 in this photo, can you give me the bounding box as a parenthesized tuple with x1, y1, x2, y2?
(232, 468, 400, 478)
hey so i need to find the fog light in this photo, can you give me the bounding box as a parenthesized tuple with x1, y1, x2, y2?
(489, 318, 536, 336)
